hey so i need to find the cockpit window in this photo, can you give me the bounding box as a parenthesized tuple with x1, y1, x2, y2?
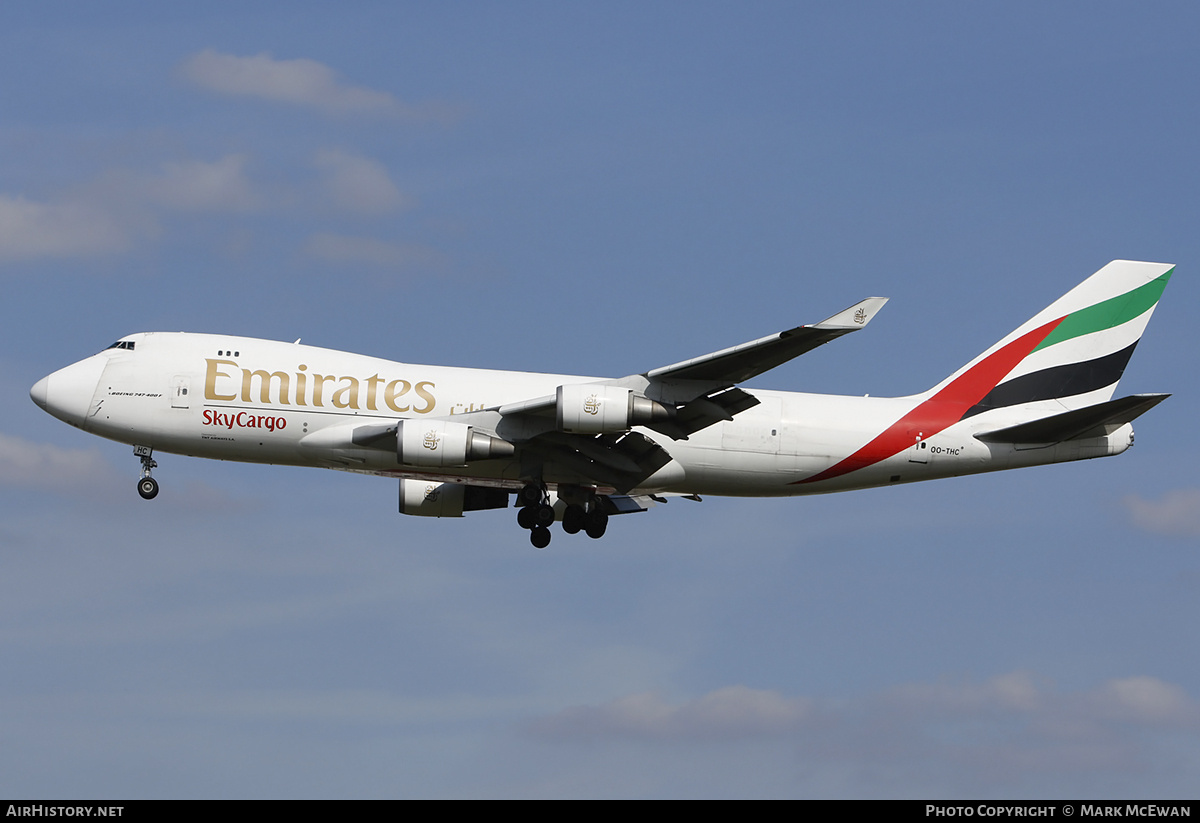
(105, 341, 136, 351)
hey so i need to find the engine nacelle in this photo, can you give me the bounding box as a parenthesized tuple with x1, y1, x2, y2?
(556, 384, 670, 434)
(398, 479, 510, 517)
(396, 420, 514, 468)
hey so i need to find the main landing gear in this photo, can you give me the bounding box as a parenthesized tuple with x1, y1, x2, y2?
(134, 445, 159, 500)
(515, 482, 608, 549)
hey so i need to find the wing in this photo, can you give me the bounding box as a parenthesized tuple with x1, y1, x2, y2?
(465, 296, 890, 488)
(646, 296, 889, 384)
(488, 295, 888, 440)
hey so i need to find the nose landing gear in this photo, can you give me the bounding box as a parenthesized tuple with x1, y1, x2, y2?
(134, 445, 159, 500)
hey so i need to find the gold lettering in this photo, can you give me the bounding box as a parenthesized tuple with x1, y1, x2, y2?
(332, 376, 361, 409)
(204, 359, 238, 401)
(365, 374, 384, 411)
(413, 381, 436, 414)
(295, 365, 308, 407)
(312, 374, 338, 407)
(206, 359, 434, 414)
(384, 379, 411, 412)
(242, 369, 291, 404)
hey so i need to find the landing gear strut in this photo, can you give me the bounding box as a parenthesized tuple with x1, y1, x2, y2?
(134, 445, 159, 500)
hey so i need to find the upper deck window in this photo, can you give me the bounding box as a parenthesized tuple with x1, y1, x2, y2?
(105, 341, 136, 351)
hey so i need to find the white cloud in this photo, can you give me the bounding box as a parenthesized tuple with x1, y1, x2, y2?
(135, 688, 530, 727)
(1091, 676, 1197, 725)
(0, 155, 261, 263)
(1124, 489, 1200, 537)
(885, 669, 1043, 714)
(180, 49, 428, 118)
(314, 149, 407, 214)
(530, 686, 811, 742)
(526, 672, 1200, 790)
(0, 433, 116, 490)
(303, 232, 444, 270)
(0, 195, 131, 261)
(136, 155, 259, 212)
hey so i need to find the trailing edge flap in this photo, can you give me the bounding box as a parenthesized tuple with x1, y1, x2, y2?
(596, 494, 660, 516)
(974, 394, 1169, 445)
(528, 430, 674, 493)
(598, 492, 703, 514)
(645, 296, 888, 384)
(643, 386, 760, 440)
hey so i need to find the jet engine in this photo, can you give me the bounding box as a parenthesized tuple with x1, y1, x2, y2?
(396, 420, 514, 468)
(556, 384, 671, 434)
(398, 479, 510, 517)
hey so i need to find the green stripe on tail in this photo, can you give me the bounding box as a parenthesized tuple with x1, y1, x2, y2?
(1032, 268, 1173, 352)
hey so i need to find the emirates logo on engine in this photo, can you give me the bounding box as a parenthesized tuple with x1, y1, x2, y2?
(424, 484, 439, 501)
(583, 394, 600, 415)
(422, 430, 440, 450)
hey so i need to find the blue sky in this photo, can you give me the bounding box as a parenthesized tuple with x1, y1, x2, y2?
(2, 2, 1199, 798)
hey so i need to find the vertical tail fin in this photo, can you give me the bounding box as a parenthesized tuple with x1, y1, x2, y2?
(927, 260, 1174, 418)
(797, 261, 1172, 486)
(797, 260, 1172, 486)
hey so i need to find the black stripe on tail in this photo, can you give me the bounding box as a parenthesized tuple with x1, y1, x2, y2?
(961, 340, 1139, 420)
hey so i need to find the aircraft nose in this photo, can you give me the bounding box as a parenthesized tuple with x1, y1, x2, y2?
(30, 355, 107, 429)
(29, 376, 49, 411)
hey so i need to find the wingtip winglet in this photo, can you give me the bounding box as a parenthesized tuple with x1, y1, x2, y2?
(812, 296, 889, 330)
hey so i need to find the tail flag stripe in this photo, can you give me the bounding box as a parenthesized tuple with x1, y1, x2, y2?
(795, 261, 1172, 487)
(1032, 269, 1171, 353)
(796, 318, 1062, 485)
(962, 340, 1139, 419)
(965, 267, 1172, 415)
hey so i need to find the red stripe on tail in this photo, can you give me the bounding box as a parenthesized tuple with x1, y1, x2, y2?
(795, 318, 1064, 485)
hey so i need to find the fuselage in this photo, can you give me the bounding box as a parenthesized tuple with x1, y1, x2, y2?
(30, 331, 1132, 498)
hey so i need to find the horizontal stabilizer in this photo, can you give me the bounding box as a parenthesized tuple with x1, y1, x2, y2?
(974, 393, 1169, 445)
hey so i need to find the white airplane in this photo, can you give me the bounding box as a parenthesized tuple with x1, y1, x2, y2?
(31, 260, 1172, 548)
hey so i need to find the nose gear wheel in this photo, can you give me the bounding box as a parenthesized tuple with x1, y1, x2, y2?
(135, 446, 159, 500)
